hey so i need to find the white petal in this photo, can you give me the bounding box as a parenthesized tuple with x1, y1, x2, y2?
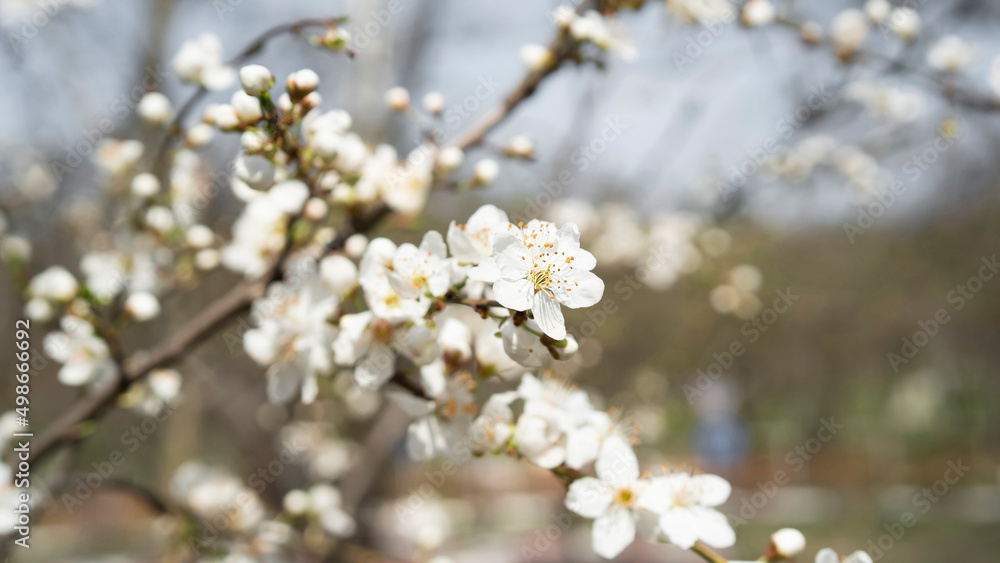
(467, 257, 501, 282)
(492, 233, 531, 278)
(658, 508, 699, 549)
(565, 426, 601, 470)
(693, 474, 732, 507)
(447, 221, 482, 263)
(58, 363, 93, 386)
(355, 344, 395, 388)
(420, 230, 447, 258)
(559, 270, 605, 309)
(494, 278, 533, 311)
(566, 477, 613, 518)
(596, 436, 639, 487)
(691, 506, 736, 548)
(592, 508, 636, 559)
(532, 291, 566, 340)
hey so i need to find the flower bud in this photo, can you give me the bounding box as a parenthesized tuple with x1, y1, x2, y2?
(212, 104, 241, 131)
(741, 0, 776, 27)
(185, 123, 215, 148)
(472, 159, 499, 186)
(185, 224, 215, 248)
(385, 86, 410, 111)
(28, 266, 78, 302)
(520, 44, 554, 71)
(194, 248, 220, 270)
(137, 92, 171, 126)
(287, 69, 320, 101)
(319, 255, 359, 295)
(231, 91, 263, 124)
(24, 298, 53, 322)
(304, 197, 328, 221)
(1, 236, 31, 262)
(234, 154, 276, 191)
(145, 206, 175, 234)
(131, 173, 160, 198)
(125, 291, 161, 322)
(505, 135, 534, 159)
(437, 146, 464, 172)
(239, 64, 274, 96)
(422, 92, 445, 115)
(770, 528, 806, 558)
(300, 91, 322, 113)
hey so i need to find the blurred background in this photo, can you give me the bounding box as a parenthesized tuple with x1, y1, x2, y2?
(1, 0, 1000, 561)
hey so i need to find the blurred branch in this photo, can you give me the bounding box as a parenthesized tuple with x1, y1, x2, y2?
(691, 541, 730, 563)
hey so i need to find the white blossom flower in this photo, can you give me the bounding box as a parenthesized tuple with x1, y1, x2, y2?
(386, 230, 451, 299)
(43, 316, 118, 387)
(864, 0, 890, 21)
(520, 44, 553, 71)
(469, 220, 604, 340)
(469, 391, 517, 452)
(422, 91, 445, 114)
(234, 154, 275, 191)
(565, 436, 653, 559)
(244, 279, 339, 403)
(473, 320, 524, 379)
(231, 90, 263, 124)
(640, 471, 735, 550)
(390, 363, 477, 461)
(319, 254, 359, 295)
(305, 484, 356, 537)
(287, 69, 319, 99)
(666, 0, 734, 24)
(446, 204, 509, 267)
(514, 374, 594, 468)
(131, 173, 160, 198)
(172, 33, 235, 90)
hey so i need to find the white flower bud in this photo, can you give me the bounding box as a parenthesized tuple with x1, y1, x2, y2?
(889, 7, 921, 40)
(125, 291, 161, 322)
(241, 130, 268, 153)
(240, 64, 274, 96)
(552, 6, 577, 29)
(212, 104, 241, 131)
(185, 123, 215, 148)
(277, 93, 293, 113)
(231, 91, 263, 124)
(201, 103, 220, 125)
(234, 154, 275, 191)
(287, 69, 319, 100)
(185, 224, 214, 248)
(145, 206, 175, 234)
(741, 0, 776, 27)
(831, 9, 870, 54)
(28, 266, 78, 302)
(131, 173, 160, 198)
(312, 130, 341, 159)
(864, 0, 890, 22)
(283, 490, 310, 515)
(437, 146, 464, 171)
(344, 233, 368, 258)
(384, 86, 410, 111)
(770, 528, 806, 557)
(520, 44, 553, 71)
(319, 255, 358, 295)
(148, 368, 182, 401)
(137, 92, 171, 126)
(927, 36, 975, 72)
(303, 197, 328, 221)
(505, 135, 534, 159)
(194, 248, 220, 270)
(472, 159, 499, 186)
(1, 236, 31, 262)
(422, 92, 445, 115)
(301, 91, 322, 113)
(24, 298, 53, 322)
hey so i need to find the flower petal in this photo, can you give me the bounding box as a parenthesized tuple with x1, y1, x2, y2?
(468, 257, 501, 282)
(494, 278, 533, 311)
(492, 233, 531, 279)
(691, 506, 736, 548)
(592, 508, 636, 559)
(658, 507, 699, 549)
(532, 290, 566, 340)
(566, 477, 613, 518)
(559, 270, 604, 309)
(596, 435, 639, 487)
(692, 473, 732, 507)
